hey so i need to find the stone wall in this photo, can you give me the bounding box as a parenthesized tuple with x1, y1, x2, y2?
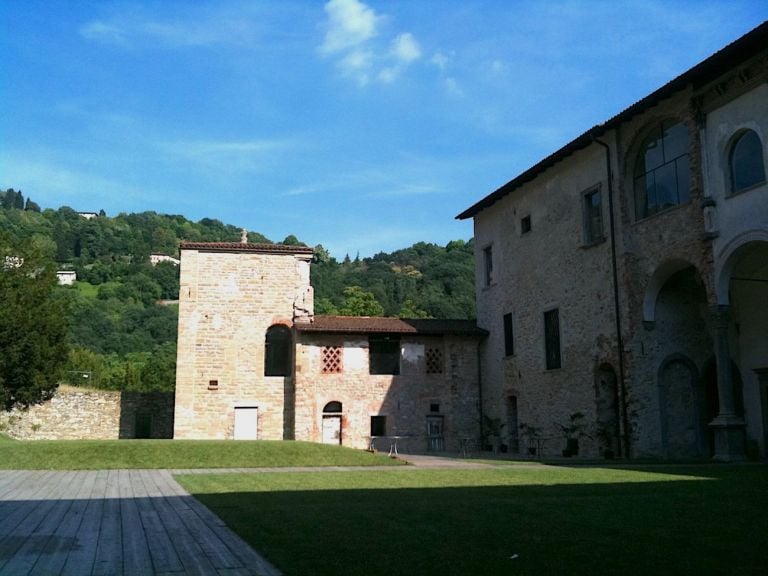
(174, 245, 313, 440)
(294, 334, 481, 452)
(0, 386, 174, 440)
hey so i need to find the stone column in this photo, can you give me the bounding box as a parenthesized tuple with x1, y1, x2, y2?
(755, 368, 768, 460)
(709, 305, 746, 461)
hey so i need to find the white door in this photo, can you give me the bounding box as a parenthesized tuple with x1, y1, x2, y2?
(234, 407, 258, 440)
(322, 415, 342, 445)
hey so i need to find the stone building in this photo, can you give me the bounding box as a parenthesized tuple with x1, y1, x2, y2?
(457, 22, 768, 460)
(173, 242, 485, 451)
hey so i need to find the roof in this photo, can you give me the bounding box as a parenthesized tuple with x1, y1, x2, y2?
(456, 20, 768, 220)
(179, 242, 314, 255)
(295, 316, 487, 337)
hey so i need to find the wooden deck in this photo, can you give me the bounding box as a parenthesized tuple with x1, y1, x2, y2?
(0, 470, 280, 576)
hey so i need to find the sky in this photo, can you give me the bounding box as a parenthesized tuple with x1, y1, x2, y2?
(2, 1, 766, 259)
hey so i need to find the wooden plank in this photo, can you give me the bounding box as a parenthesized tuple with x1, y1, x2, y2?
(134, 470, 184, 573)
(141, 470, 219, 576)
(118, 469, 154, 575)
(92, 470, 123, 576)
(0, 471, 81, 575)
(168, 473, 282, 576)
(30, 470, 98, 575)
(61, 470, 108, 576)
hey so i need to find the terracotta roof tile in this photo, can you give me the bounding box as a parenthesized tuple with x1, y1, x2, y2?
(179, 242, 314, 255)
(296, 316, 487, 336)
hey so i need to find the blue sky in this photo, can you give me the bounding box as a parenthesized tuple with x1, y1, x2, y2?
(2, 1, 766, 258)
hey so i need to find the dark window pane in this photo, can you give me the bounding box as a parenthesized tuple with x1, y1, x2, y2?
(544, 309, 561, 370)
(654, 162, 678, 209)
(265, 325, 291, 376)
(369, 336, 400, 375)
(731, 130, 766, 192)
(483, 246, 493, 286)
(676, 155, 691, 204)
(371, 415, 386, 436)
(503, 313, 514, 356)
(584, 189, 603, 242)
(662, 121, 688, 160)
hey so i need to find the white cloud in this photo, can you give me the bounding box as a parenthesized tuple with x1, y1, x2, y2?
(320, 0, 379, 54)
(431, 52, 449, 70)
(319, 0, 422, 85)
(391, 33, 421, 63)
(79, 5, 265, 50)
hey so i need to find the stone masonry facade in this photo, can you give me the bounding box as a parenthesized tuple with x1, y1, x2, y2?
(173, 242, 485, 451)
(459, 22, 768, 460)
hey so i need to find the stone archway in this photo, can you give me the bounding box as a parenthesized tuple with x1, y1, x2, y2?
(658, 355, 705, 458)
(715, 238, 768, 458)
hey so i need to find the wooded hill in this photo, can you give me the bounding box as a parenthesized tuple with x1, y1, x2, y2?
(0, 188, 475, 392)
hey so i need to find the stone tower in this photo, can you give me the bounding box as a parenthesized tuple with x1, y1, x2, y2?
(173, 242, 314, 440)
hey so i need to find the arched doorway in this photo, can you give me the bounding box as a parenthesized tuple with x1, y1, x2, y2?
(659, 356, 705, 458)
(322, 401, 343, 445)
(716, 237, 768, 458)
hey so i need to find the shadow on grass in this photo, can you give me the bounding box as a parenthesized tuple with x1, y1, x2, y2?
(185, 465, 768, 576)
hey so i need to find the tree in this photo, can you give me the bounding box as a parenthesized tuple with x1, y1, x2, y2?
(0, 238, 69, 409)
(338, 286, 384, 317)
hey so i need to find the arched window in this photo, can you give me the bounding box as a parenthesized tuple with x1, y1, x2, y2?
(264, 325, 292, 376)
(633, 120, 690, 219)
(323, 401, 342, 413)
(730, 129, 766, 193)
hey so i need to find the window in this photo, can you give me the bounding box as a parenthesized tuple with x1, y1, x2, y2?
(633, 120, 690, 219)
(583, 187, 604, 244)
(264, 325, 292, 376)
(369, 336, 400, 375)
(503, 313, 514, 356)
(483, 245, 493, 286)
(730, 129, 766, 193)
(370, 415, 387, 436)
(544, 309, 561, 370)
(321, 346, 343, 373)
(323, 401, 342, 413)
(426, 347, 443, 374)
(521, 215, 532, 234)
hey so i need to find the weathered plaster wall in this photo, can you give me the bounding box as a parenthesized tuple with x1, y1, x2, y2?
(294, 334, 481, 452)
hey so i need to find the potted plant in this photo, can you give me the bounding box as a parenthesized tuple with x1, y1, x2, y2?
(556, 412, 587, 457)
(481, 415, 505, 453)
(519, 423, 540, 456)
(596, 424, 617, 459)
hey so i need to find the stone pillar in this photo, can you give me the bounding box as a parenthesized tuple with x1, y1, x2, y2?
(709, 305, 746, 461)
(755, 368, 768, 460)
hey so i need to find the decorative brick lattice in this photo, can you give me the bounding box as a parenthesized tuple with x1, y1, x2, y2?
(426, 348, 443, 374)
(322, 346, 343, 373)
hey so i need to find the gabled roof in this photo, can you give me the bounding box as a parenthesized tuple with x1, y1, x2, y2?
(456, 20, 768, 220)
(179, 242, 314, 255)
(296, 315, 487, 337)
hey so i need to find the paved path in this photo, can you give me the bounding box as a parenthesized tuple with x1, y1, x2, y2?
(0, 469, 280, 576)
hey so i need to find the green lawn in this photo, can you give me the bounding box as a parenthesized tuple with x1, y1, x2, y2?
(177, 464, 768, 576)
(0, 439, 400, 469)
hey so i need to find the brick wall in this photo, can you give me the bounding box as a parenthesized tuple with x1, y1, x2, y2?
(294, 333, 481, 452)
